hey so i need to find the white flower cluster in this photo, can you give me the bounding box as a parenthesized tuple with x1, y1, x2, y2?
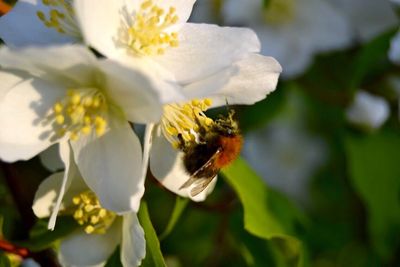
(0, 0, 281, 266)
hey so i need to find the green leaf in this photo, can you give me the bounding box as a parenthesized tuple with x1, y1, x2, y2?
(139, 202, 167, 267)
(221, 158, 305, 267)
(17, 216, 79, 252)
(105, 246, 123, 267)
(159, 197, 189, 240)
(350, 28, 397, 89)
(345, 131, 400, 259)
(0, 253, 11, 267)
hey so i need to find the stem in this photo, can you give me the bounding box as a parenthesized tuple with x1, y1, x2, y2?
(0, 239, 30, 258)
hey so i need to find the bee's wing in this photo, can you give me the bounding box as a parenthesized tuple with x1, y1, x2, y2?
(190, 175, 217, 197)
(179, 149, 222, 195)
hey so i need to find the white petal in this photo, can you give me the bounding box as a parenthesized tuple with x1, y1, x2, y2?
(0, 74, 65, 162)
(98, 59, 169, 124)
(0, 45, 97, 86)
(183, 54, 281, 107)
(121, 213, 146, 267)
(39, 144, 64, 172)
(149, 125, 216, 201)
(0, 0, 77, 47)
(74, 0, 123, 58)
(153, 23, 261, 83)
(32, 172, 64, 219)
(59, 220, 122, 267)
(71, 121, 144, 213)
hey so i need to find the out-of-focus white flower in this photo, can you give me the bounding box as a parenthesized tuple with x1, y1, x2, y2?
(33, 166, 145, 267)
(243, 120, 327, 204)
(0, 0, 80, 46)
(223, 0, 352, 78)
(329, 0, 398, 42)
(346, 91, 390, 130)
(389, 31, 400, 64)
(149, 54, 282, 201)
(0, 45, 180, 225)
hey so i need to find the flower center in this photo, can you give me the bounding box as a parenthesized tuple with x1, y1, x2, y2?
(161, 99, 214, 149)
(72, 191, 116, 235)
(263, 0, 296, 25)
(48, 88, 108, 141)
(36, 0, 80, 38)
(118, 0, 180, 56)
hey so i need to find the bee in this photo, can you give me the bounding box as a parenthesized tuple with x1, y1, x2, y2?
(178, 110, 243, 197)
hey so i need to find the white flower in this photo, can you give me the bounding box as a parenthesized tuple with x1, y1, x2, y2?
(73, 0, 267, 86)
(223, 0, 352, 78)
(346, 91, 390, 130)
(149, 54, 282, 201)
(328, 0, 398, 42)
(243, 120, 327, 204)
(0, 45, 181, 224)
(33, 166, 145, 267)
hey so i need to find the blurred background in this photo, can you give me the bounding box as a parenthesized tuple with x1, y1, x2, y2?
(0, 0, 400, 266)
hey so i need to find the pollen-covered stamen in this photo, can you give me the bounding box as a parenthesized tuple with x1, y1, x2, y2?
(72, 191, 116, 235)
(161, 99, 214, 149)
(36, 0, 80, 38)
(48, 88, 108, 141)
(263, 0, 296, 25)
(120, 0, 180, 56)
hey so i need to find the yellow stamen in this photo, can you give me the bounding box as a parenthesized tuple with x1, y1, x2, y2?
(48, 88, 109, 141)
(72, 191, 116, 235)
(161, 98, 214, 148)
(36, 0, 81, 38)
(119, 0, 180, 56)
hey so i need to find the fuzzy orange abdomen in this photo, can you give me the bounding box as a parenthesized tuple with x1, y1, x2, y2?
(215, 135, 243, 169)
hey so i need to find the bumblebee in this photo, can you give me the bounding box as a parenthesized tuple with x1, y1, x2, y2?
(178, 110, 243, 196)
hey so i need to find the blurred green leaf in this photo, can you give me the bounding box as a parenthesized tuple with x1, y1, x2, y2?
(239, 83, 285, 132)
(350, 29, 397, 89)
(17, 217, 78, 252)
(222, 158, 305, 267)
(159, 197, 188, 240)
(139, 202, 167, 267)
(105, 247, 123, 267)
(345, 130, 400, 260)
(0, 253, 11, 267)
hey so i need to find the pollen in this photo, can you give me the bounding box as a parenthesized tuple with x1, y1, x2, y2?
(36, 0, 80, 38)
(121, 0, 180, 56)
(48, 88, 108, 141)
(161, 98, 214, 148)
(72, 191, 116, 235)
(263, 0, 296, 25)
